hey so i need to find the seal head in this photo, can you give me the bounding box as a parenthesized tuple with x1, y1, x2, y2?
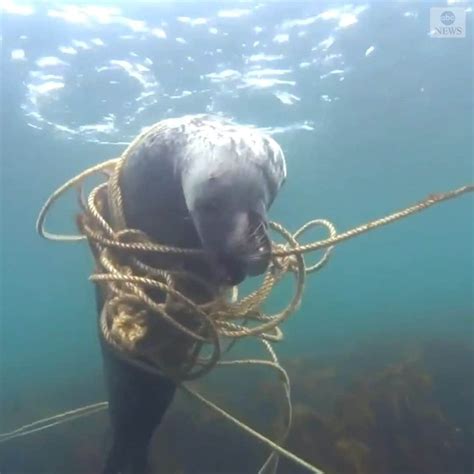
(179, 117, 286, 285)
(120, 115, 287, 286)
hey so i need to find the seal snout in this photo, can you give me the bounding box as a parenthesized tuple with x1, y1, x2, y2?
(241, 209, 272, 276)
(207, 210, 271, 286)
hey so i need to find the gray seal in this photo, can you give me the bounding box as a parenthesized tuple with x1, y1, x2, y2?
(120, 114, 287, 285)
(98, 115, 287, 473)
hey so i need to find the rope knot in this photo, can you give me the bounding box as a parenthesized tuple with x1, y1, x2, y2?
(271, 244, 300, 274)
(110, 303, 148, 352)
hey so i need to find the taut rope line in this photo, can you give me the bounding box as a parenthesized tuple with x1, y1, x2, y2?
(272, 185, 474, 257)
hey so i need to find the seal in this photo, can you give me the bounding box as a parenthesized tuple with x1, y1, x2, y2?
(98, 114, 287, 473)
(120, 114, 287, 285)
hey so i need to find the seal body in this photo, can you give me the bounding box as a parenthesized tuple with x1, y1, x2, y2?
(120, 114, 287, 285)
(99, 115, 286, 473)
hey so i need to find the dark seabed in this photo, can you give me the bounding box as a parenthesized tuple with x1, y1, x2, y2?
(0, 1, 472, 473)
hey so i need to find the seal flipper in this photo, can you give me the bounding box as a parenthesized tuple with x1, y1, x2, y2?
(96, 288, 177, 474)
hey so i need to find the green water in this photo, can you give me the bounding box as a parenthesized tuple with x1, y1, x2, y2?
(1, 1, 472, 473)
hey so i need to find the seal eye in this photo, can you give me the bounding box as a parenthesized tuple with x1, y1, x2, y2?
(200, 200, 219, 214)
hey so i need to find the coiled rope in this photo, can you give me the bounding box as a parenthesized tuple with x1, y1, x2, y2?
(2, 133, 472, 474)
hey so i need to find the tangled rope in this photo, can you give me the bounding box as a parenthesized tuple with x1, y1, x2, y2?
(35, 152, 473, 378)
(22, 136, 473, 473)
(32, 150, 337, 473)
(36, 151, 339, 382)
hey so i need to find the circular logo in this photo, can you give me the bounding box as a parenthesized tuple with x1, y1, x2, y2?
(440, 10, 456, 26)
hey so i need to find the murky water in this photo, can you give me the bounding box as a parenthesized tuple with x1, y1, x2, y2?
(1, 2, 472, 473)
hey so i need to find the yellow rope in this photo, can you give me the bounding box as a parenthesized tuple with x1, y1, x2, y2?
(272, 185, 474, 257)
(181, 386, 325, 474)
(31, 129, 473, 473)
(0, 403, 108, 443)
(51, 152, 311, 381)
(34, 143, 323, 471)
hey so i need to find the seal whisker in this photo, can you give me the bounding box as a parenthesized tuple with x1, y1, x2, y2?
(249, 221, 264, 237)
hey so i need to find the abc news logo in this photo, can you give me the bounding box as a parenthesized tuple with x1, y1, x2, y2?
(430, 8, 466, 38)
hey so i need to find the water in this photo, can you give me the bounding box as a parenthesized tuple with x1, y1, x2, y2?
(1, 1, 472, 473)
